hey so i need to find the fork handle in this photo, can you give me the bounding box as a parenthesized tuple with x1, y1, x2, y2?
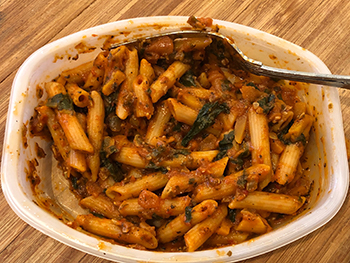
(253, 64, 350, 89)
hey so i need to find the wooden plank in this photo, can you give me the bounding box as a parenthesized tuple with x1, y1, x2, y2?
(0, 225, 86, 262)
(0, 200, 28, 253)
(0, 0, 95, 82)
(0, 72, 15, 165)
(0, 0, 350, 262)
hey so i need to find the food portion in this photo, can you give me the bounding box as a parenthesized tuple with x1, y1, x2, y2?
(30, 17, 314, 252)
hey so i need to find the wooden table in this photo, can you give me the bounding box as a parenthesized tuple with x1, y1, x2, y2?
(1, 0, 349, 262)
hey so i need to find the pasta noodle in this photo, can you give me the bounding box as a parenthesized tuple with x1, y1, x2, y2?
(30, 17, 314, 252)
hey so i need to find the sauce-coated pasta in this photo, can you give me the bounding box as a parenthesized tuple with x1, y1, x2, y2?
(30, 16, 313, 252)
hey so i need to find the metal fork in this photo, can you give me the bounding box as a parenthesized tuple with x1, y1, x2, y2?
(111, 30, 350, 89)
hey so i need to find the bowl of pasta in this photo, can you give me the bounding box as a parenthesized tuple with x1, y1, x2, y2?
(2, 16, 348, 262)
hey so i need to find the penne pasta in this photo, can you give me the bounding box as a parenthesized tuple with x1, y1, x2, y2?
(30, 25, 315, 252)
(116, 48, 139, 119)
(60, 61, 93, 85)
(84, 52, 108, 91)
(119, 192, 191, 219)
(105, 172, 168, 201)
(145, 101, 172, 146)
(167, 98, 220, 135)
(235, 209, 271, 234)
(234, 114, 247, 144)
(56, 111, 94, 153)
(205, 230, 250, 247)
(286, 114, 313, 142)
(67, 149, 87, 173)
(86, 91, 105, 181)
(184, 204, 228, 252)
(167, 98, 198, 125)
(157, 200, 218, 243)
(228, 191, 306, 214)
(215, 218, 232, 236)
(101, 69, 126, 96)
(80, 194, 121, 219)
(274, 143, 304, 185)
(35, 106, 70, 161)
(66, 83, 91, 108)
(248, 107, 273, 190)
(177, 89, 205, 110)
(161, 171, 204, 199)
(193, 164, 271, 202)
(133, 74, 154, 119)
(112, 146, 147, 168)
(140, 58, 155, 83)
(76, 214, 158, 249)
(150, 61, 190, 103)
(45, 82, 93, 153)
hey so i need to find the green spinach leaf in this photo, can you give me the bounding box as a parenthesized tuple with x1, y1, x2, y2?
(228, 208, 237, 223)
(257, 93, 276, 114)
(46, 93, 74, 111)
(185, 206, 192, 223)
(221, 79, 232, 91)
(179, 70, 197, 87)
(230, 145, 250, 170)
(146, 162, 168, 174)
(182, 102, 230, 146)
(214, 130, 235, 161)
(246, 82, 259, 90)
(100, 151, 124, 182)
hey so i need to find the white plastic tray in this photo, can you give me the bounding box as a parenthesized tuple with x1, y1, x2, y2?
(1, 16, 349, 262)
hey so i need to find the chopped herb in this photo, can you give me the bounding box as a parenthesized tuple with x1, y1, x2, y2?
(278, 120, 294, 145)
(106, 115, 121, 132)
(237, 169, 248, 188)
(257, 93, 276, 114)
(102, 92, 118, 117)
(146, 162, 168, 174)
(277, 93, 283, 100)
(221, 79, 232, 91)
(173, 149, 190, 157)
(91, 212, 105, 218)
(214, 130, 235, 161)
(246, 82, 259, 90)
(237, 147, 251, 159)
(274, 86, 282, 92)
(146, 87, 152, 95)
(46, 93, 74, 111)
(102, 137, 118, 157)
(100, 151, 124, 182)
(179, 70, 197, 87)
(230, 146, 250, 170)
(228, 208, 237, 222)
(71, 176, 78, 190)
(298, 196, 303, 203)
(230, 158, 244, 167)
(185, 206, 192, 223)
(187, 15, 205, 30)
(139, 47, 145, 57)
(215, 39, 226, 60)
(173, 122, 182, 132)
(151, 146, 166, 158)
(188, 178, 195, 185)
(295, 133, 307, 145)
(152, 213, 163, 220)
(182, 102, 230, 146)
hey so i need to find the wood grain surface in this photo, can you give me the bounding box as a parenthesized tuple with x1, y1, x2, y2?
(1, 0, 350, 262)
